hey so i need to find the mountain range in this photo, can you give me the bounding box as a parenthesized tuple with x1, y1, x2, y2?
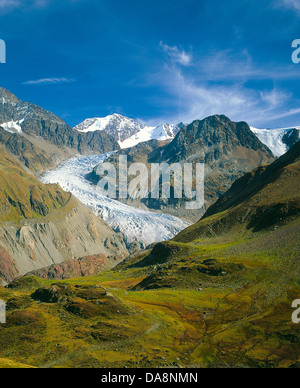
(75, 112, 300, 156)
(75, 114, 183, 149)
(0, 87, 298, 368)
(0, 134, 298, 368)
(0, 88, 119, 174)
(0, 87, 299, 283)
(89, 115, 275, 222)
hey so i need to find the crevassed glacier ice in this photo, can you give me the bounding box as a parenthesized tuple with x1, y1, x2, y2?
(40, 154, 190, 248)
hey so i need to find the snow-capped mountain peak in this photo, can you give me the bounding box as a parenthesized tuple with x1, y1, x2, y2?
(75, 114, 149, 144)
(74, 114, 182, 149)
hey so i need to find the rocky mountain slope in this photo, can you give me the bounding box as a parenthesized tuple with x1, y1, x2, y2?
(120, 140, 300, 291)
(0, 88, 120, 174)
(103, 143, 299, 367)
(177, 140, 300, 241)
(90, 115, 274, 222)
(0, 147, 128, 285)
(75, 113, 183, 149)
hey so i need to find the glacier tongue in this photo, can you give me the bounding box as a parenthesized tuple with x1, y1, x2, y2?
(40, 154, 190, 248)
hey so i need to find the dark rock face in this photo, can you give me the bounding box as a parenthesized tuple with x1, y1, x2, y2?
(77, 130, 120, 154)
(282, 128, 300, 151)
(159, 115, 273, 163)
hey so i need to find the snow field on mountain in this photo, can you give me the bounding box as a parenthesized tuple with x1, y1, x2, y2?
(250, 126, 300, 157)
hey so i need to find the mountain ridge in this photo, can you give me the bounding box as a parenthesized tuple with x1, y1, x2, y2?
(75, 113, 183, 149)
(0, 88, 120, 174)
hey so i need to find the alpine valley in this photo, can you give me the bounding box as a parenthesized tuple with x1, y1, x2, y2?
(0, 87, 299, 369)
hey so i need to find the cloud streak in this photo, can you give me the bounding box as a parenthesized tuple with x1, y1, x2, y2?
(196, 50, 300, 81)
(0, 0, 61, 13)
(148, 62, 295, 127)
(0, 0, 20, 10)
(23, 77, 75, 85)
(280, 0, 300, 11)
(160, 42, 192, 66)
(146, 41, 300, 128)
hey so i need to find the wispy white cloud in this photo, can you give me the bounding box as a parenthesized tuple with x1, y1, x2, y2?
(0, 0, 54, 13)
(23, 77, 75, 85)
(280, 0, 300, 11)
(0, 0, 20, 10)
(160, 42, 192, 66)
(145, 42, 300, 127)
(196, 50, 300, 81)
(147, 63, 294, 127)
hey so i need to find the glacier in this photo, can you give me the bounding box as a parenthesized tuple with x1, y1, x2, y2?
(40, 154, 190, 248)
(250, 126, 300, 157)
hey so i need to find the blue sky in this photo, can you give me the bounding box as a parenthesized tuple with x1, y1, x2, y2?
(0, 0, 300, 128)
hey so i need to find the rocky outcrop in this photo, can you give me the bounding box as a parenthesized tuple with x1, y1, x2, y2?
(0, 197, 128, 285)
(25, 254, 113, 281)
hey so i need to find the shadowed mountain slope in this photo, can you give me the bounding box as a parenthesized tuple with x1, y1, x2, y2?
(176, 140, 300, 242)
(0, 147, 128, 285)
